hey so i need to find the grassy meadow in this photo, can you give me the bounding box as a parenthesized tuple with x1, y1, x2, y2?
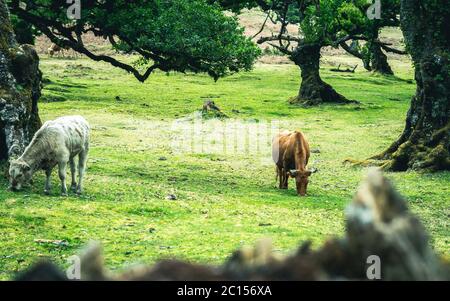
(0, 45, 448, 279)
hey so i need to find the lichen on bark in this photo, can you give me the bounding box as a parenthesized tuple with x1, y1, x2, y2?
(0, 0, 41, 161)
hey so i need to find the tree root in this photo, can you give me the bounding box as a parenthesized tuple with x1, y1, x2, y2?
(289, 79, 359, 106)
(382, 141, 450, 171)
(343, 158, 386, 168)
(289, 95, 359, 107)
(354, 143, 450, 172)
(346, 144, 450, 172)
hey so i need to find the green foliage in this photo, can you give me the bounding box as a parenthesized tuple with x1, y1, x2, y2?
(10, 0, 261, 80)
(9, 14, 37, 45)
(300, 0, 350, 44)
(214, 0, 401, 65)
(208, 0, 262, 13)
(336, 2, 366, 34)
(215, 0, 366, 45)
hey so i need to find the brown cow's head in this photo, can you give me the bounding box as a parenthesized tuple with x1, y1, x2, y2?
(288, 168, 317, 196)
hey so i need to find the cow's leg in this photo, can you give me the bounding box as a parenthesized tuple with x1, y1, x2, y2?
(283, 171, 289, 189)
(278, 167, 283, 189)
(281, 166, 289, 189)
(58, 162, 68, 196)
(44, 168, 52, 195)
(76, 146, 89, 195)
(69, 157, 77, 192)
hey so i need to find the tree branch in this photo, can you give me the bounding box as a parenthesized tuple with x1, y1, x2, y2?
(257, 35, 301, 44)
(267, 42, 293, 55)
(379, 44, 408, 55)
(251, 0, 279, 39)
(339, 41, 364, 59)
(10, 5, 161, 82)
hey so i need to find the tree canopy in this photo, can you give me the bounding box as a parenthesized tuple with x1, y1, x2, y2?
(212, 0, 365, 104)
(210, 0, 408, 104)
(9, 0, 261, 82)
(213, 0, 404, 57)
(336, 0, 406, 73)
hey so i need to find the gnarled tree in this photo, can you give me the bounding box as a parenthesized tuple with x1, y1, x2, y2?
(370, 0, 450, 171)
(338, 0, 407, 75)
(215, 0, 360, 106)
(0, 0, 42, 162)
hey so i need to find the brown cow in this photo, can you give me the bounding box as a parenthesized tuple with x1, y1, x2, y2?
(272, 130, 315, 196)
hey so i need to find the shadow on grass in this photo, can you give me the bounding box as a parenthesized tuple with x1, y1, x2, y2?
(341, 74, 414, 86)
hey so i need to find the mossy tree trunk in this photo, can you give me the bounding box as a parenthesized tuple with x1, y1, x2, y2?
(372, 0, 450, 171)
(370, 42, 393, 75)
(0, 0, 41, 161)
(368, 27, 394, 75)
(289, 43, 356, 106)
(341, 38, 393, 75)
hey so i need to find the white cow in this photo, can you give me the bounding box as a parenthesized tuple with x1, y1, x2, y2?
(9, 116, 90, 195)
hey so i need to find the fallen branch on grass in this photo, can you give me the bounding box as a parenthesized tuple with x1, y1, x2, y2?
(330, 64, 358, 73)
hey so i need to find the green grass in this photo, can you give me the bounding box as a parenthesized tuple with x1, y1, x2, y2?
(0, 54, 448, 279)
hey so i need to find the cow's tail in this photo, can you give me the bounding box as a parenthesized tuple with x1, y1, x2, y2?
(275, 166, 279, 182)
